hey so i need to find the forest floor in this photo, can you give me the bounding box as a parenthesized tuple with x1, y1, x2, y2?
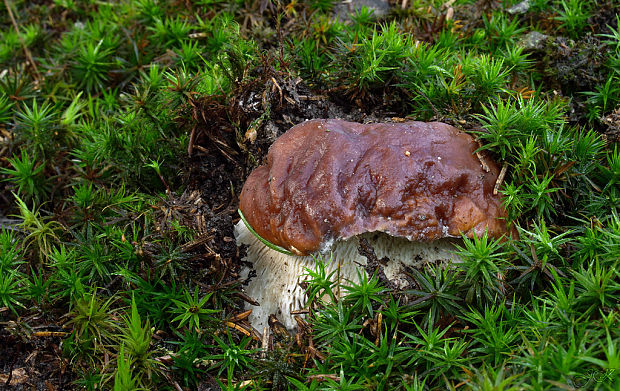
(0, 0, 619, 390)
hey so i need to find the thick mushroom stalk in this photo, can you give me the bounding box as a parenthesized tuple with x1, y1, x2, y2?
(235, 223, 459, 330)
(236, 119, 507, 330)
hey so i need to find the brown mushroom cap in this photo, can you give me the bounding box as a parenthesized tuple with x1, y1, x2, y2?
(240, 119, 507, 256)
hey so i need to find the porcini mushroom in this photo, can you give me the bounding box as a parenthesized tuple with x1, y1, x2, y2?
(235, 119, 507, 330)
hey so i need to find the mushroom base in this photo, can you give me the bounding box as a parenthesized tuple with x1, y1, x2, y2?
(234, 221, 462, 331)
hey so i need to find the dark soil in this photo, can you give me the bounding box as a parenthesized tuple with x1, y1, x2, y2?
(0, 317, 70, 390)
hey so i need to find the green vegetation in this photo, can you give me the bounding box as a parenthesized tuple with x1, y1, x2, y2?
(0, 0, 618, 389)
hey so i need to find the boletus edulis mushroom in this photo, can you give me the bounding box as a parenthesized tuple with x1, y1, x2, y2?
(235, 119, 508, 330)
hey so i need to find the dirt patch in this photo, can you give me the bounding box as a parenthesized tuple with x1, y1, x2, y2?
(0, 324, 71, 390)
(602, 106, 620, 143)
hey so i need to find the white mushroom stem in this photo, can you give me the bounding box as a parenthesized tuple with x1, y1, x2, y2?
(234, 221, 462, 331)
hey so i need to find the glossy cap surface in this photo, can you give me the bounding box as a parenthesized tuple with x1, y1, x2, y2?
(239, 119, 507, 255)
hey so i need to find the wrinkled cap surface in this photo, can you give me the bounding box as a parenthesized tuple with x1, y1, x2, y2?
(240, 119, 508, 255)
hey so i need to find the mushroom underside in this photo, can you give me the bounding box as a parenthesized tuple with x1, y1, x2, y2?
(235, 220, 462, 331)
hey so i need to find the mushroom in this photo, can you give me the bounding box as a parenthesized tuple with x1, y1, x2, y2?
(235, 119, 507, 330)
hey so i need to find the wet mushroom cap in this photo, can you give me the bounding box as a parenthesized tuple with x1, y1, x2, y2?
(239, 119, 508, 256)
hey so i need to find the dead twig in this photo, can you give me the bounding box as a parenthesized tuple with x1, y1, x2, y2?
(472, 138, 492, 173)
(270, 76, 283, 106)
(225, 321, 261, 340)
(261, 326, 269, 358)
(375, 312, 382, 346)
(494, 163, 508, 195)
(31, 331, 68, 338)
(187, 124, 197, 156)
(3, 0, 41, 83)
(229, 310, 252, 322)
(180, 233, 214, 252)
(234, 291, 260, 306)
(476, 150, 491, 172)
(298, 95, 328, 101)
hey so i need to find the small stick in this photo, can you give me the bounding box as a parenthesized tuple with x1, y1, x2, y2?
(476, 152, 490, 172)
(298, 95, 328, 101)
(192, 144, 208, 154)
(473, 139, 491, 172)
(493, 163, 508, 195)
(180, 233, 214, 251)
(229, 309, 252, 322)
(308, 345, 326, 361)
(271, 77, 283, 105)
(375, 312, 382, 346)
(187, 124, 196, 156)
(294, 315, 309, 328)
(261, 327, 269, 358)
(3, 0, 41, 82)
(229, 294, 259, 312)
(31, 331, 68, 338)
(475, 150, 490, 172)
(225, 321, 260, 340)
